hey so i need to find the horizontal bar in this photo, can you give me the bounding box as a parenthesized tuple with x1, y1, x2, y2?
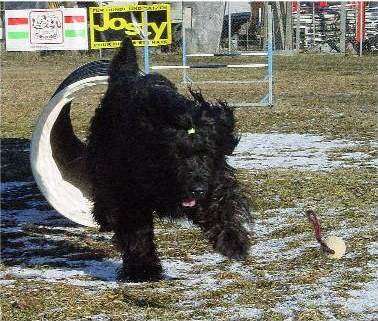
(180, 80, 268, 85)
(151, 63, 267, 70)
(186, 52, 267, 57)
(229, 102, 271, 108)
(227, 64, 267, 68)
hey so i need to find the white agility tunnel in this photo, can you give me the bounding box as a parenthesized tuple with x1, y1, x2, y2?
(30, 61, 111, 227)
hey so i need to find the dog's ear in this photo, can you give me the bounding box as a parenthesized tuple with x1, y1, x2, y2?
(188, 87, 206, 105)
(214, 101, 240, 155)
(216, 101, 235, 132)
(189, 89, 239, 155)
(109, 37, 139, 80)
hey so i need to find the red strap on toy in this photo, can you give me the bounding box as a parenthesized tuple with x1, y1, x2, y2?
(306, 210, 335, 254)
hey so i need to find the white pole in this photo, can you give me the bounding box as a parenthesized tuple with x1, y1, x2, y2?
(143, 10, 149, 74)
(340, 2, 346, 54)
(228, 2, 232, 53)
(182, 18, 187, 82)
(296, 2, 301, 52)
(99, 0, 103, 59)
(268, 6, 273, 106)
(182, 7, 192, 83)
(312, 3, 316, 48)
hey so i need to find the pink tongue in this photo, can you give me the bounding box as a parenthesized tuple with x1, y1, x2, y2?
(182, 198, 196, 207)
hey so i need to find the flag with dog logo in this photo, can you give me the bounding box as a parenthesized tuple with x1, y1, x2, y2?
(5, 8, 88, 51)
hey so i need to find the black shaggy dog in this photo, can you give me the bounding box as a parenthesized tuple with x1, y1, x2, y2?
(87, 38, 253, 282)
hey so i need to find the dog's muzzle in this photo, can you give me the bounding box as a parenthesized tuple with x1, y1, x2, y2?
(182, 187, 206, 208)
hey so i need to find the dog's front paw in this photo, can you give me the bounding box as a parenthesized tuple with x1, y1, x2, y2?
(118, 264, 163, 283)
(214, 227, 251, 260)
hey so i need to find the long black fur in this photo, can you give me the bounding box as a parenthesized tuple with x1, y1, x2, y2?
(87, 38, 253, 282)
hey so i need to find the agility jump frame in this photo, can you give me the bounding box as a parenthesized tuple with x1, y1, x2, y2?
(148, 5, 274, 107)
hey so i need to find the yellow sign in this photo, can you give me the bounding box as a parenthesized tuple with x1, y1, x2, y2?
(89, 4, 172, 49)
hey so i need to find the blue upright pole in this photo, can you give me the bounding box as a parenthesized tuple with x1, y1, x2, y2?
(267, 5, 273, 107)
(182, 9, 188, 83)
(182, 25, 187, 82)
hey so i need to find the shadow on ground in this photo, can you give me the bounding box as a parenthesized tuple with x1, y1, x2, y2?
(1, 138, 33, 182)
(1, 141, 117, 281)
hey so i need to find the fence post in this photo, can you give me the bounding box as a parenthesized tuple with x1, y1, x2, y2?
(263, 2, 269, 49)
(99, 0, 103, 59)
(296, 2, 301, 52)
(358, 1, 365, 57)
(182, 22, 187, 82)
(312, 3, 316, 48)
(340, 2, 346, 54)
(142, 10, 150, 74)
(228, 2, 232, 53)
(285, 2, 293, 51)
(182, 7, 192, 83)
(267, 5, 273, 106)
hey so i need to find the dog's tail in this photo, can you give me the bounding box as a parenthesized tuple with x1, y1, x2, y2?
(109, 37, 139, 78)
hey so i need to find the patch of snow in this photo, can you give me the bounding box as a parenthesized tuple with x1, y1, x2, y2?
(367, 242, 378, 256)
(68, 259, 121, 282)
(273, 280, 345, 320)
(183, 270, 227, 292)
(250, 233, 309, 262)
(254, 207, 304, 237)
(367, 158, 378, 167)
(190, 253, 225, 265)
(231, 307, 263, 320)
(340, 152, 371, 160)
(42, 234, 69, 241)
(28, 257, 70, 265)
(207, 306, 262, 320)
(0, 279, 15, 286)
(345, 272, 378, 314)
(46, 226, 88, 232)
(228, 133, 369, 171)
(162, 259, 193, 278)
(2, 266, 85, 280)
(1, 208, 60, 225)
(1, 227, 24, 233)
(228, 262, 256, 280)
(0, 181, 33, 193)
(0, 259, 122, 289)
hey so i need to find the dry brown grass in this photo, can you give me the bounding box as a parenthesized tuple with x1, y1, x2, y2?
(1, 50, 377, 321)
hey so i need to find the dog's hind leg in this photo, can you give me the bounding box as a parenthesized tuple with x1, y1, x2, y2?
(113, 208, 163, 282)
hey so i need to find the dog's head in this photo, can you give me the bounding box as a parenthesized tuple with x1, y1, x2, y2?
(160, 89, 239, 209)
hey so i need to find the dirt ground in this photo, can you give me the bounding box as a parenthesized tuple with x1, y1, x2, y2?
(1, 49, 377, 321)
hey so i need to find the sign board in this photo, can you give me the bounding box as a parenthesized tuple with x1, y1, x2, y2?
(89, 4, 172, 49)
(5, 8, 88, 51)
